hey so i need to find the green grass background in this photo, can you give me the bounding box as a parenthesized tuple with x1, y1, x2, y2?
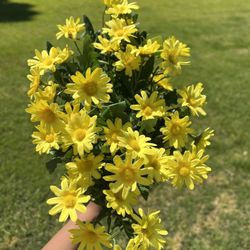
(0, 0, 250, 249)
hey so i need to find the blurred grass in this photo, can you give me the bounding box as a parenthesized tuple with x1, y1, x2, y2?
(0, 0, 250, 249)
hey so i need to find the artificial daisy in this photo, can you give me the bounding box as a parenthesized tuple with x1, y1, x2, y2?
(160, 111, 193, 148)
(56, 16, 85, 40)
(153, 74, 173, 91)
(130, 91, 166, 120)
(161, 36, 190, 75)
(103, 188, 139, 217)
(25, 100, 65, 131)
(145, 148, 171, 183)
(165, 148, 211, 190)
(70, 221, 112, 250)
(62, 110, 99, 155)
(103, 118, 131, 154)
(130, 208, 168, 250)
(102, 18, 137, 44)
(32, 125, 60, 154)
(66, 153, 104, 188)
(27, 67, 41, 97)
(118, 127, 155, 160)
(104, 153, 151, 199)
(93, 35, 119, 54)
(178, 82, 207, 116)
(65, 67, 112, 108)
(137, 39, 161, 56)
(114, 44, 141, 76)
(47, 178, 91, 222)
(106, 0, 139, 17)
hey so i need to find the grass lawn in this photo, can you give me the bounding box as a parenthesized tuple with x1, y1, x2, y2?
(0, 0, 250, 249)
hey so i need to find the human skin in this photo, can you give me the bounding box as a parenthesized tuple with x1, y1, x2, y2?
(42, 202, 101, 250)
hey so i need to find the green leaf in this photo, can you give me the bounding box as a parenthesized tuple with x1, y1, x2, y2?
(140, 119, 157, 133)
(77, 35, 98, 70)
(83, 15, 95, 40)
(138, 185, 150, 200)
(136, 55, 155, 91)
(46, 157, 62, 173)
(164, 89, 178, 106)
(46, 41, 53, 52)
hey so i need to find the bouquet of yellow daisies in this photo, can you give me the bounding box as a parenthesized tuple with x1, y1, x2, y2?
(26, 0, 214, 249)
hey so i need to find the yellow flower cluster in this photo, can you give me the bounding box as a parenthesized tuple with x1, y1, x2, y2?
(26, 1, 214, 249)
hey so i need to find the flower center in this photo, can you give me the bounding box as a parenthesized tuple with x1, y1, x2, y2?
(63, 193, 76, 208)
(143, 106, 153, 116)
(83, 81, 98, 96)
(129, 139, 140, 152)
(114, 191, 125, 202)
(188, 97, 197, 106)
(121, 166, 136, 183)
(179, 167, 190, 177)
(78, 159, 93, 172)
(40, 108, 56, 123)
(171, 123, 181, 135)
(168, 53, 177, 65)
(115, 29, 125, 37)
(84, 230, 98, 244)
(43, 57, 53, 66)
(111, 130, 120, 142)
(45, 134, 55, 143)
(150, 158, 160, 170)
(74, 128, 86, 141)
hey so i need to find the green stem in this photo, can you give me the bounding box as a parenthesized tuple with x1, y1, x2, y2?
(73, 40, 82, 55)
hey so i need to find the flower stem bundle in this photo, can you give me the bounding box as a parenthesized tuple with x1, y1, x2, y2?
(26, 1, 214, 249)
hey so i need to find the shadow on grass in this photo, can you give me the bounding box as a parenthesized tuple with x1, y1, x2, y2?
(0, 0, 40, 22)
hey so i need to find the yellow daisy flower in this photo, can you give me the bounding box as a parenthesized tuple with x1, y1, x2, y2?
(70, 221, 112, 250)
(27, 67, 41, 97)
(106, 0, 139, 17)
(103, 118, 131, 154)
(196, 127, 214, 150)
(165, 148, 211, 190)
(103, 0, 122, 7)
(130, 208, 168, 250)
(153, 74, 173, 91)
(103, 188, 138, 217)
(25, 100, 65, 131)
(114, 45, 141, 76)
(34, 81, 57, 102)
(160, 111, 193, 148)
(64, 102, 81, 118)
(62, 110, 99, 156)
(65, 68, 113, 108)
(161, 36, 190, 75)
(56, 45, 74, 64)
(177, 82, 207, 116)
(93, 35, 119, 54)
(104, 153, 151, 199)
(137, 39, 161, 56)
(66, 153, 104, 189)
(118, 127, 155, 160)
(32, 125, 60, 154)
(56, 16, 85, 40)
(47, 178, 91, 222)
(145, 148, 170, 183)
(102, 18, 137, 44)
(130, 91, 166, 120)
(27, 47, 60, 74)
